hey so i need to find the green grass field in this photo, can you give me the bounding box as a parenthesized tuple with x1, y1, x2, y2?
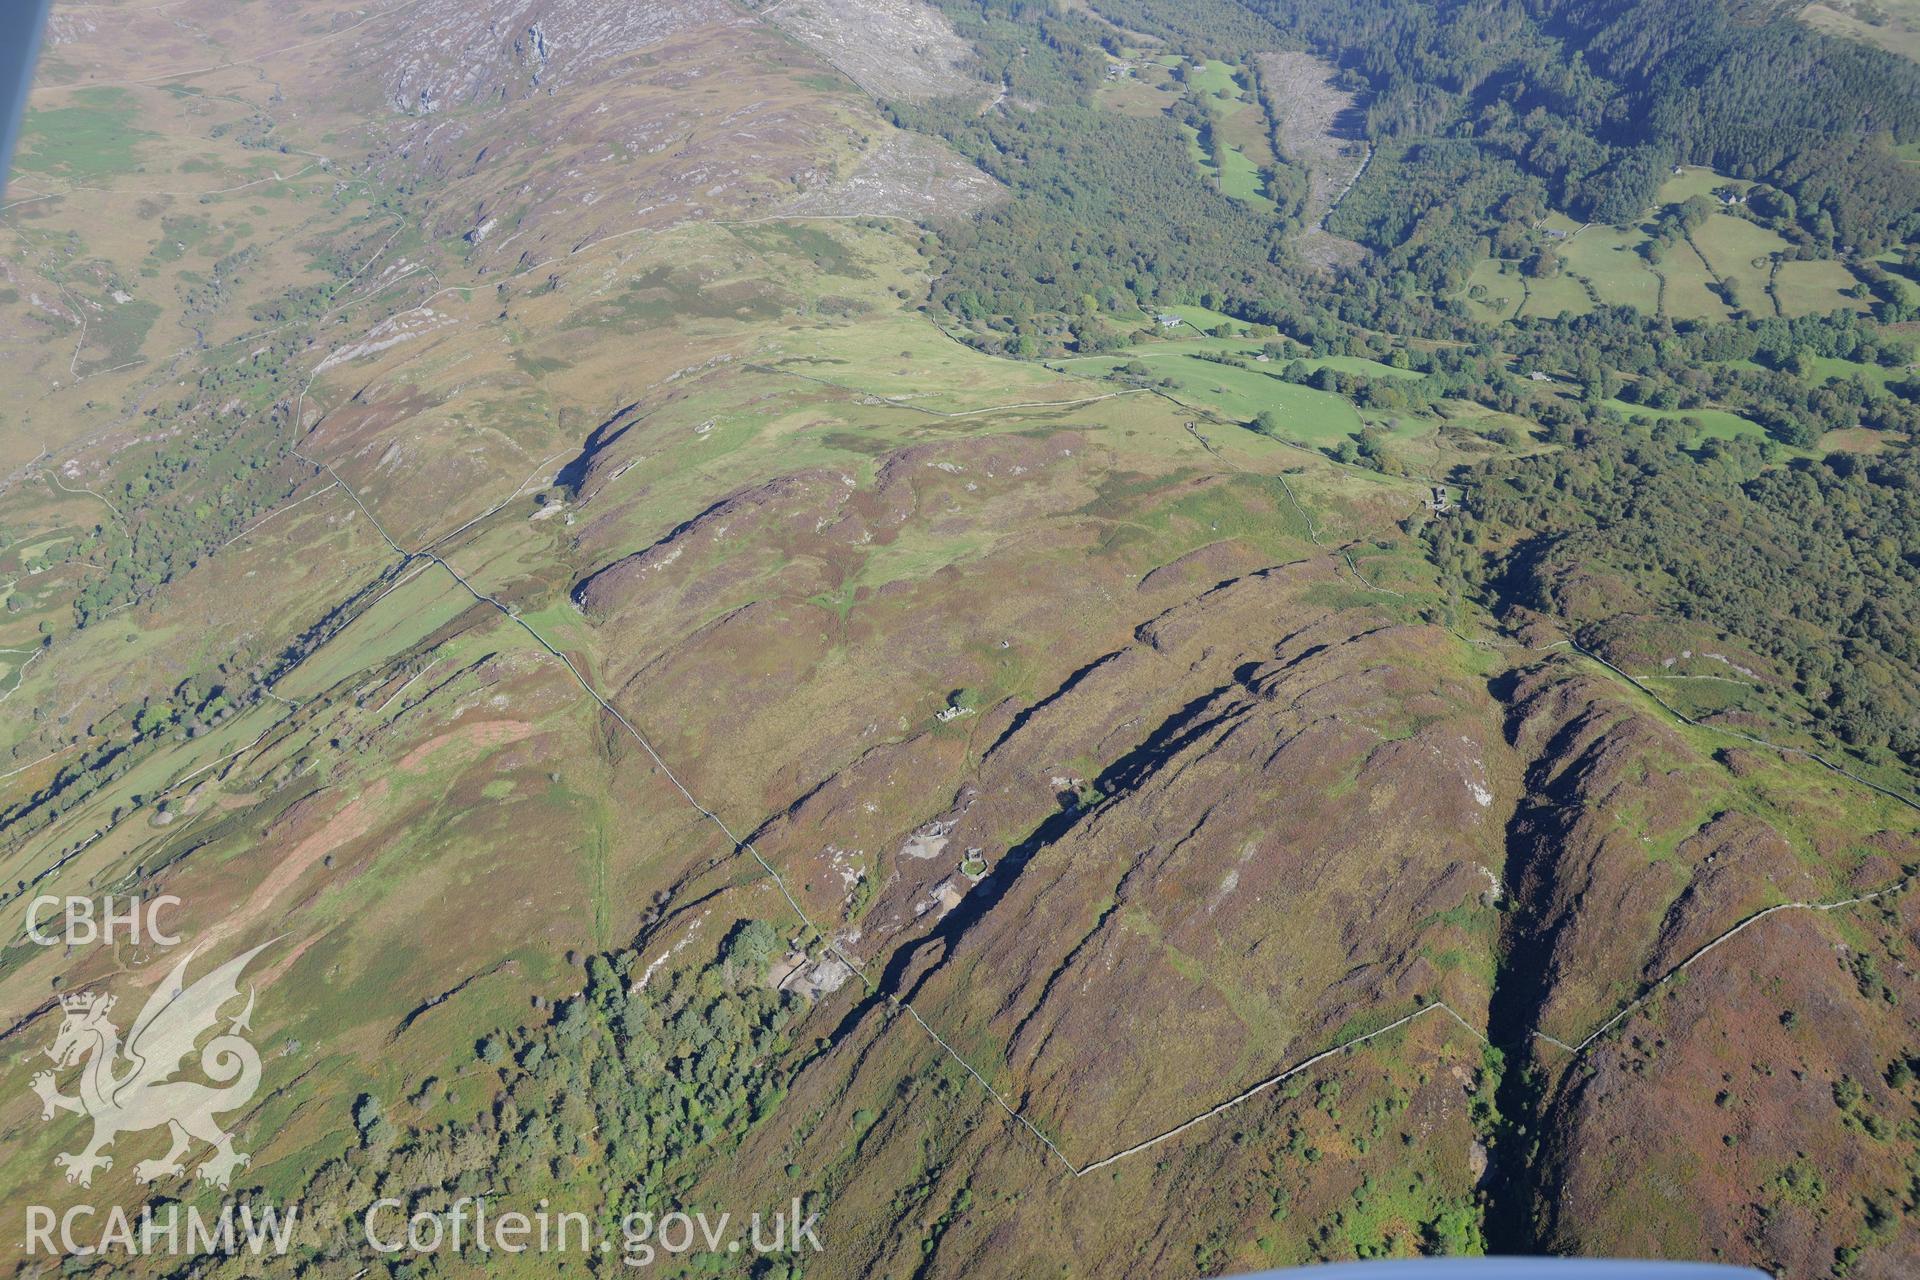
(1655, 244, 1735, 322)
(1179, 121, 1274, 207)
(1128, 333, 1422, 383)
(1519, 272, 1595, 320)
(1180, 58, 1242, 96)
(1160, 302, 1255, 333)
(1689, 214, 1790, 316)
(1313, 354, 1423, 380)
(1772, 259, 1870, 316)
(1654, 168, 1746, 204)
(1443, 168, 1882, 324)
(1212, 134, 1274, 206)
(1870, 253, 1920, 305)
(766, 308, 1094, 414)
(1603, 398, 1771, 444)
(1559, 227, 1663, 315)
(1802, 354, 1901, 389)
(1463, 259, 1524, 323)
(78, 297, 160, 373)
(0, 648, 37, 697)
(1166, 58, 1277, 211)
(1057, 346, 1368, 445)
(11, 87, 150, 181)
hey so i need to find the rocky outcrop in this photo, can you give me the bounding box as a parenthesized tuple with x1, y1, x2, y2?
(1484, 661, 1920, 1268)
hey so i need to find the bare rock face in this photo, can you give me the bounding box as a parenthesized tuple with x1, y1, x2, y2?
(369, 0, 739, 113)
(916, 626, 1505, 1151)
(347, 0, 999, 266)
(1487, 661, 1920, 1268)
(731, 554, 1513, 1155)
(351, 0, 872, 268)
(779, 133, 1006, 220)
(762, 0, 982, 102)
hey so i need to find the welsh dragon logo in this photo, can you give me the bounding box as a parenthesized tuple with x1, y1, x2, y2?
(31, 942, 268, 1189)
